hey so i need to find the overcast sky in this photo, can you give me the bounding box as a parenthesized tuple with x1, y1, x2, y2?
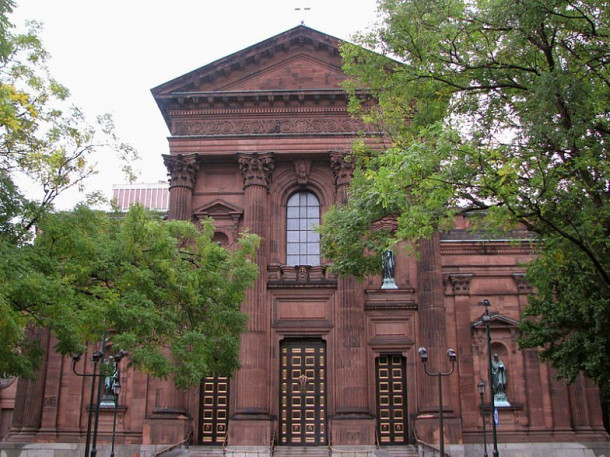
(12, 0, 380, 209)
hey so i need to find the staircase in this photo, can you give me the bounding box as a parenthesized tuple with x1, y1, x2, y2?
(274, 447, 329, 457)
(184, 445, 420, 457)
(380, 445, 419, 457)
(188, 446, 225, 457)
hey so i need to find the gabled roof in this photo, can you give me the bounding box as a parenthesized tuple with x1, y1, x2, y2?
(151, 25, 348, 128)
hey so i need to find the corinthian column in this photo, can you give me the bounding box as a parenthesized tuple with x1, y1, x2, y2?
(329, 151, 370, 424)
(230, 152, 274, 445)
(163, 153, 199, 220)
(142, 154, 199, 443)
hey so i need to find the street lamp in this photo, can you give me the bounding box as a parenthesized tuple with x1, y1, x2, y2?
(109, 365, 122, 457)
(481, 299, 500, 457)
(72, 336, 126, 457)
(418, 346, 457, 457)
(477, 381, 488, 457)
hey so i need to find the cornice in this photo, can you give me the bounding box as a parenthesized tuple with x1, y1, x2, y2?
(169, 105, 351, 117)
(440, 240, 537, 256)
(160, 91, 353, 115)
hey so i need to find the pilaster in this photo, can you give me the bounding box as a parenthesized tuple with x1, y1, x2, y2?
(446, 274, 476, 431)
(414, 236, 462, 445)
(329, 151, 372, 445)
(6, 328, 50, 440)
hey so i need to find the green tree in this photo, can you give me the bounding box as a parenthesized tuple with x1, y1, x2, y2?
(0, 0, 137, 244)
(320, 0, 610, 394)
(3, 205, 259, 388)
(0, 4, 258, 388)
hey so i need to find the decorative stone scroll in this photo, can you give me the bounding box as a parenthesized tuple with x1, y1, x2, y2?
(163, 153, 199, 190)
(237, 152, 275, 189)
(329, 151, 355, 187)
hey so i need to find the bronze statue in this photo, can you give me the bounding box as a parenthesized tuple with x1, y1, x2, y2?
(491, 353, 509, 404)
(381, 250, 398, 289)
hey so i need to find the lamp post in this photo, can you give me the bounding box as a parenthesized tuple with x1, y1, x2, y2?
(481, 299, 499, 457)
(418, 346, 457, 457)
(109, 367, 121, 457)
(72, 337, 126, 457)
(477, 381, 488, 457)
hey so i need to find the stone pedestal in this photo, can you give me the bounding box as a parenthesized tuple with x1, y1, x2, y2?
(142, 411, 192, 445)
(330, 416, 376, 446)
(414, 415, 462, 448)
(228, 417, 273, 446)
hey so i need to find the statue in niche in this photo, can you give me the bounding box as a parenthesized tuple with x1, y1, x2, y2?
(491, 353, 510, 405)
(381, 250, 398, 290)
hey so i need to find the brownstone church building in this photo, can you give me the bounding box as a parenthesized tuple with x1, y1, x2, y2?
(1, 25, 609, 457)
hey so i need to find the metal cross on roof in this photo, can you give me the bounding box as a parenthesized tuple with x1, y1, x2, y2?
(294, 5, 312, 25)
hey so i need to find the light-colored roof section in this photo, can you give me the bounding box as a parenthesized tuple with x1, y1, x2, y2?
(112, 182, 169, 212)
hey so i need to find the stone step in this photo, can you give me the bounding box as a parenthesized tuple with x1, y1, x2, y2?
(188, 446, 225, 457)
(380, 445, 419, 457)
(185, 445, 419, 457)
(274, 446, 329, 457)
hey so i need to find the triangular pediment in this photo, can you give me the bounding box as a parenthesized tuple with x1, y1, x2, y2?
(219, 54, 346, 91)
(152, 25, 344, 96)
(194, 199, 243, 220)
(472, 313, 520, 329)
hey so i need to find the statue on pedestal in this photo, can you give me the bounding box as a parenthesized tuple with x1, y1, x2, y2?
(381, 250, 398, 290)
(492, 353, 510, 406)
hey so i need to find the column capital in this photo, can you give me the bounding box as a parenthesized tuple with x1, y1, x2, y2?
(237, 152, 275, 189)
(513, 273, 533, 294)
(163, 153, 200, 190)
(445, 274, 474, 295)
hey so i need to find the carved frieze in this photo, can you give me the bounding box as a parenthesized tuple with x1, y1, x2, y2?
(163, 153, 200, 189)
(237, 152, 275, 189)
(329, 151, 355, 187)
(172, 117, 368, 136)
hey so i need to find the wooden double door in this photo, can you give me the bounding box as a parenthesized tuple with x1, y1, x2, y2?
(199, 376, 229, 445)
(376, 354, 408, 444)
(280, 339, 327, 445)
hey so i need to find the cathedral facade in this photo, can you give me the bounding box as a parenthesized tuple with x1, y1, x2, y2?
(1, 26, 608, 457)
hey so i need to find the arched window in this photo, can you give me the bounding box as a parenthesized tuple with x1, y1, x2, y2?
(286, 191, 320, 266)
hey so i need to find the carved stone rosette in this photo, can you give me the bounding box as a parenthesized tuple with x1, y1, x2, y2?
(329, 151, 355, 187)
(163, 153, 200, 190)
(237, 152, 275, 189)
